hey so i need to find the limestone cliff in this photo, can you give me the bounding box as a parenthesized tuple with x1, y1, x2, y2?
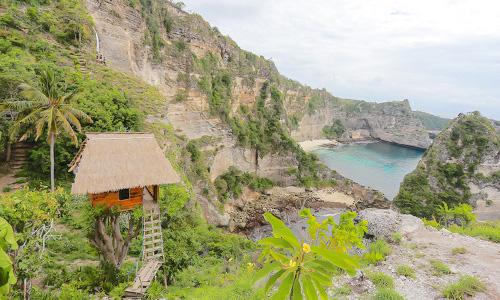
(86, 0, 430, 152)
(395, 112, 500, 219)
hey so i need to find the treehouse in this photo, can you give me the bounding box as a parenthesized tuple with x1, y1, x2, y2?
(69, 133, 180, 210)
(69, 133, 181, 296)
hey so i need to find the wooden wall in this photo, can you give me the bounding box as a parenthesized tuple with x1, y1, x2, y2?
(90, 187, 143, 211)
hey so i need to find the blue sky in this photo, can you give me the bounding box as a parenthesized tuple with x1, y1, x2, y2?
(182, 0, 500, 119)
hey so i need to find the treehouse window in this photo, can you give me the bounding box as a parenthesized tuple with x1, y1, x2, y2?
(119, 189, 130, 200)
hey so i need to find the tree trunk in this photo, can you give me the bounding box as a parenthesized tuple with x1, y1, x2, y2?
(5, 142, 11, 162)
(91, 214, 141, 269)
(49, 133, 55, 192)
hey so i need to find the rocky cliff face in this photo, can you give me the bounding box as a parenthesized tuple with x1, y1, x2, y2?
(86, 0, 430, 151)
(85, 0, 427, 224)
(293, 99, 431, 149)
(395, 112, 500, 219)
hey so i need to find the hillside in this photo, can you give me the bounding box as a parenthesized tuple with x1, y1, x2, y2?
(413, 110, 450, 131)
(1, 1, 500, 299)
(395, 112, 500, 219)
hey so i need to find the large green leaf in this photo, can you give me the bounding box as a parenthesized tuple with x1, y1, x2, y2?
(0, 218, 16, 297)
(254, 262, 280, 283)
(311, 246, 359, 275)
(301, 275, 318, 300)
(308, 269, 331, 287)
(270, 271, 295, 300)
(263, 212, 300, 250)
(0, 218, 18, 251)
(309, 275, 328, 300)
(259, 237, 294, 251)
(265, 269, 287, 294)
(270, 250, 291, 265)
(304, 260, 336, 277)
(291, 276, 303, 300)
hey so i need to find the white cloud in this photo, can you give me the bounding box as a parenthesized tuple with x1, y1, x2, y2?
(183, 0, 500, 119)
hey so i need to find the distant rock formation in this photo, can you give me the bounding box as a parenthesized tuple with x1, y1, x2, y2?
(395, 112, 500, 219)
(292, 99, 431, 149)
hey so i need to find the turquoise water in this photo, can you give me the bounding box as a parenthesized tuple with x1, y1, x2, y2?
(313, 142, 424, 199)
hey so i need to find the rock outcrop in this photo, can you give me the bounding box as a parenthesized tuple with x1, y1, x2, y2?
(395, 112, 500, 218)
(293, 99, 431, 149)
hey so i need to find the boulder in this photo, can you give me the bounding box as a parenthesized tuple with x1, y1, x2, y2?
(358, 208, 423, 239)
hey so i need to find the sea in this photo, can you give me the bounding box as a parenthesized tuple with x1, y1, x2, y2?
(313, 141, 424, 199)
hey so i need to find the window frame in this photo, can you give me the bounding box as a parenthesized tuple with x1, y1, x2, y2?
(118, 188, 130, 201)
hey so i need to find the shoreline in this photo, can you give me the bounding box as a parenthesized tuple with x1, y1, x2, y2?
(298, 139, 339, 152)
(299, 138, 427, 152)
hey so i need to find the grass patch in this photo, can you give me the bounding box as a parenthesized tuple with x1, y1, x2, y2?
(442, 275, 485, 299)
(430, 260, 452, 275)
(448, 221, 500, 243)
(396, 265, 416, 279)
(451, 247, 467, 255)
(391, 232, 402, 244)
(372, 288, 404, 300)
(362, 240, 392, 265)
(367, 272, 394, 289)
(332, 284, 352, 296)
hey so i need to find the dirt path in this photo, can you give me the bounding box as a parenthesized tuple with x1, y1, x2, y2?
(0, 173, 16, 193)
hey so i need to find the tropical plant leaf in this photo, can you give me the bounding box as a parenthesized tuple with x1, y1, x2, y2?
(292, 277, 303, 300)
(270, 271, 294, 300)
(254, 261, 280, 283)
(259, 237, 295, 251)
(0, 218, 18, 251)
(264, 212, 300, 250)
(309, 275, 328, 300)
(301, 275, 318, 300)
(265, 269, 287, 294)
(311, 246, 359, 275)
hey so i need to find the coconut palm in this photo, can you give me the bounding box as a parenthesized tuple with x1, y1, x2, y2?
(7, 68, 92, 191)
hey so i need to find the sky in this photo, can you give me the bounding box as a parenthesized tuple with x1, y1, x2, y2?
(181, 0, 500, 120)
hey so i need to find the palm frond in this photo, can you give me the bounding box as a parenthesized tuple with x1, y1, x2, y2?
(56, 109, 78, 145)
(19, 83, 49, 105)
(3, 100, 37, 112)
(34, 112, 49, 141)
(63, 105, 93, 124)
(62, 110, 82, 132)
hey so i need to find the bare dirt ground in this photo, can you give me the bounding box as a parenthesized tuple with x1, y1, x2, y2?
(332, 209, 500, 299)
(0, 172, 16, 194)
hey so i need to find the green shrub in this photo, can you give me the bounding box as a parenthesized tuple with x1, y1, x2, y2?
(367, 272, 394, 289)
(214, 167, 273, 202)
(448, 221, 500, 243)
(451, 247, 467, 255)
(59, 284, 89, 300)
(363, 240, 392, 265)
(437, 202, 476, 226)
(396, 265, 416, 279)
(442, 275, 485, 299)
(430, 260, 452, 275)
(372, 288, 404, 300)
(322, 119, 345, 139)
(108, 282, 129, 300)
(422, 217, 441, 229)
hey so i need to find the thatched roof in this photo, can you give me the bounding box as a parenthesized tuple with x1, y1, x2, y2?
(70, 133, 180, 195)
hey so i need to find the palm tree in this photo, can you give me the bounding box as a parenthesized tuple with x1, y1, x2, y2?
(7, 68, 92, 191)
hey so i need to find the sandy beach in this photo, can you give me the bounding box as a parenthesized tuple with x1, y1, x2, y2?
(298, 139, 338, 152)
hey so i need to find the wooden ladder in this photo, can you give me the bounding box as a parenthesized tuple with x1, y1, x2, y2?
(124, 203, 164, 298)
